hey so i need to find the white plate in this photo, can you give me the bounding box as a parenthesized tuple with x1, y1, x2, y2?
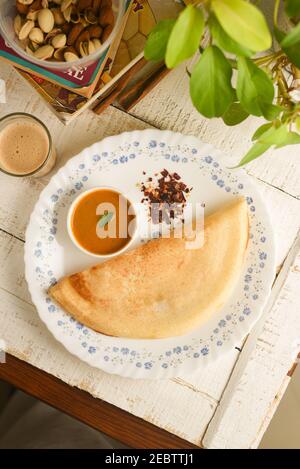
(25, 130, 276, 379)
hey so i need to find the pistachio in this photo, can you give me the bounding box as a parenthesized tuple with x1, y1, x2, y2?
(52, 8, 65, 25)
(29, 27, 44, 44)
(25, 45, 34, 55)
(38, 8, 55, 33)
(84, 8, 97, 24)
(19, 37, 29, 49)
(61, 0, 73, 12)
(14, 0, 108, 62)
(26, 10, 39, 21)
(53, 46, 67, 60)
(67, 23, 84, 45)
(70, 7, 81, 24)
(79, 39, 94, 56)
(14, 15, 23, 36)
(52, 33, 67, 48)
(63, 5, 72, 22)
(64, 46, 79, 61)
(34, 44, 54, 59)
(92, 37, 101, 49)
(18, 20, 35, 41)
(29, 39, 39, 50)
(44, 27, 61, 42)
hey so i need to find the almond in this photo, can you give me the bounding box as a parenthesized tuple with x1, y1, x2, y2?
(61, 22, 72, 34)
(67, 23, 84, 45)
(87, 24, 102, 38)
(78, 0, 92, 11)
(28, 0, 42, 11)
(92, 0, 102, 14)
(75, 29, 90, 52)
(99, 5, 114, 27)
(16, 2, 29, 15)
(101, 23, 113, 42)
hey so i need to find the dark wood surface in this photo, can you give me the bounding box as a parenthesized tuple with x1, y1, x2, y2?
(0, 354, 200, 449)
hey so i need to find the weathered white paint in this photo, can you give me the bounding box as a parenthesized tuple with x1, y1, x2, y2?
(203, 234, 300, 449)
(130, 59, 300, 199)
(0, 60, 300, 448)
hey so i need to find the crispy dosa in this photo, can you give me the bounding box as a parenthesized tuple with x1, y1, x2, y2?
(49, 198, 248, 338)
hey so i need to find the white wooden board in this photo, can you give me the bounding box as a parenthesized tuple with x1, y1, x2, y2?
(0, 60, 300, 448)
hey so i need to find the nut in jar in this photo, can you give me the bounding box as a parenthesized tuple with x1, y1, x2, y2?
(13, 0, 115, 62)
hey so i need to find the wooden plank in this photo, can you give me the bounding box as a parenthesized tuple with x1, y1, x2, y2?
(1, 61, 299, 449)
(129, 59, 300, 199)
(0, 354, 199, 449)
(0, 229, 223, 445)
(202, 232, 300, 449)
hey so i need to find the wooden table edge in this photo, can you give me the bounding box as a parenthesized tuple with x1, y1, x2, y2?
(0, 354, 201, 449)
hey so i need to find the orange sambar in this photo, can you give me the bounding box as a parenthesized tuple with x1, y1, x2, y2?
(71, 189, 135, 255)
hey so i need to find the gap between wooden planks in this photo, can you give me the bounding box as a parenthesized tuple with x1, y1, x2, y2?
(202, 230, 300, 449)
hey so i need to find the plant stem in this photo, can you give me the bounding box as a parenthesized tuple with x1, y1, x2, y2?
(254, 51, 283, 66)
(273, 0, 280, 27)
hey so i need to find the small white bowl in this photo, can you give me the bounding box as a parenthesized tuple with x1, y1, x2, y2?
(67, 186, 138, 259)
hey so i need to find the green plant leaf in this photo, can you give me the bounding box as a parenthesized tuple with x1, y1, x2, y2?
(209, 14, 253, 57)
(275, 26, 300, 68)
(256, 124, 300, 147)
(257, 125, 288, 145)
(237, 124, 300, 167)
(190, 45, 235, 118)
(281, 21, 300, 48)
(211, 0, 272, 52)
(144, 19, 175, 61)
(275, 130, 300, 147)
(260, 102, 282, 121)
(237, 57, 274, 116)
(237, 142, 271, 167)
(252, 123, 272, 141)
(165, 5, 205, 68)
(285, 0, 300, 17)
(222, 102, 249, 126)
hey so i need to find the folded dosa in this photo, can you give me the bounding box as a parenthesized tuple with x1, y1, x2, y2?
(49, 198, 248, 338)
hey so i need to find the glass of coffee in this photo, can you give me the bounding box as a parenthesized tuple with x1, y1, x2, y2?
(0, 113, 56, 177)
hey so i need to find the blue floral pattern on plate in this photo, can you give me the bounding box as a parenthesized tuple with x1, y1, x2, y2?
(24, 130, 275, 379)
